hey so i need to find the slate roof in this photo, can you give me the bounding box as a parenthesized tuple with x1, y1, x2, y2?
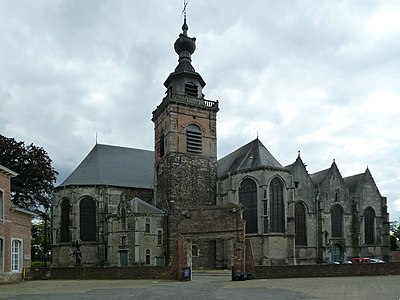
(217, 138, 283, 178)
(130, 197, 164, 215)
(310, 168, 330, 186)
(343, 173, 364, 193)
(58, 144, 154, 189)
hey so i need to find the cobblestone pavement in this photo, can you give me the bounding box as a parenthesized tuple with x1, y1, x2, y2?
(1, 274, 400, 299)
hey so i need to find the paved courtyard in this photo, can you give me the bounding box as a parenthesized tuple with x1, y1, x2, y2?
(1, 274, 400, 299)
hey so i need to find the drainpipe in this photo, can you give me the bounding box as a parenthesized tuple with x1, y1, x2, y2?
(315, 191, 320, 264)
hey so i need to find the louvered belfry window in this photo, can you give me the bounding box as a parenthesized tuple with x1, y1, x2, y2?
(185, 82, 198, 97)
(186, 124, 202, 153)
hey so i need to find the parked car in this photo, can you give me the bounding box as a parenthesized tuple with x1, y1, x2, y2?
(369, 258, 384, 264)
(350, 257, 370, 264)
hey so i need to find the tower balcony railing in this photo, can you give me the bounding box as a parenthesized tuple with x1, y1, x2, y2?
(168, 93, 219, 109)
(153, 92, 219, 120)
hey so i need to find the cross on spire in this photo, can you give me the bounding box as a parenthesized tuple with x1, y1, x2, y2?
(182, 0, 188, 18)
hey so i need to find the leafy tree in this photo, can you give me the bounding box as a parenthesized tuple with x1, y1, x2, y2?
(31, 213, 51, 266)
(390, 219, 400, 251)
(0, 134, 58, 213)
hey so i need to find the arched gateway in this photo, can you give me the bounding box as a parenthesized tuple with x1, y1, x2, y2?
(172, 206, 247, 280)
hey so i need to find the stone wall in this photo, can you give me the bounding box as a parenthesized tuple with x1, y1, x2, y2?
(28, 266, 173, 280)
(254, 262, 400, 279)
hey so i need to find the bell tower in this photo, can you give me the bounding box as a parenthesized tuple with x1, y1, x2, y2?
(152, 16, 219, 212)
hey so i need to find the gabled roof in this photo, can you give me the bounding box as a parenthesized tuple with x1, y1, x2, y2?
(217, 138, 283, 178)
(130, 197, 164, 215)
(58, 144, 154, 189)
(310, 168, 330, 186)
(343, 173, 364, 193)
(0, 164, 18, 178)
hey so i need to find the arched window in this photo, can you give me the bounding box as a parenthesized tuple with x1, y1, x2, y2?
(80, 198, 96, 241)
(192, 244, 199, 257)
(295, 202, 307, 246)
(331, 204, 343, 238)
(121, 207, 127, 231)
(186, 124, 202, 153)
(269, 177, 284, 233)
(364, 207, 375, 245)
(60, 199, 70, 242)
(145, 249, 151, 265)
(239, 178, 258, 234)
(11, 239, 22, 272)
(331, 243, 343, 263)
(185, 82, 198, 97)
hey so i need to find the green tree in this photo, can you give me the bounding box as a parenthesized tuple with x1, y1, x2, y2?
(0, 134, 58, 213)
(390, 219, 400, 251)
(31, 213, 52, 266)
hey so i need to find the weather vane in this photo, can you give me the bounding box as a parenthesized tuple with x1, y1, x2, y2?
(182, 0, 188, 18)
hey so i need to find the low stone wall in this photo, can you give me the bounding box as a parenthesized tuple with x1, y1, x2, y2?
(254, 262, 400, 279)
(0, 272, 23, 283)
(28, 266, 173, 280)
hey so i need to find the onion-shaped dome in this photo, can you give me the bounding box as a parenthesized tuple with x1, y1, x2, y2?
(174, 17, 196, 55)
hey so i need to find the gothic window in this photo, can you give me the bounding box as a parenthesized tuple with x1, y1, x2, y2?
(60, 199, 70, 242)
(295, 202, 307, 246)
(239, 178, 258, 234)
(0, 190, 3, 219)
(269, 177, 285, 233)
(80, 197, 96, 241)
(11, 239, 22, 272)
(364, 207, 375, 245)
(192, 245, 199, 257)
(331, 243, 343, 263)
(121, 207, 127, 231)
(186, 124, 202, 153)
(185, 82, 198, 97)
(335, 191, 339, 202)
(331, 204, 343, 238)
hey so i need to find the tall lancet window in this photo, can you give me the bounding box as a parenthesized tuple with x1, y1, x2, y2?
(364, 207, 375, 245)
(186, 124, 202, 153)
(331, 204, 343, 238)
(295, 202, 307, 246)
(269, 177, 285, 233)
(121, 207, 127, 231)
(239, 178, 258, 234)
(80, 197, 96, 241)
(60, 199, 70, 242)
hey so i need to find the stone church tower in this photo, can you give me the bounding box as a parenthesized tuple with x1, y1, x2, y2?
(152, 17, 218, 210)
(152, 17, 220, 266)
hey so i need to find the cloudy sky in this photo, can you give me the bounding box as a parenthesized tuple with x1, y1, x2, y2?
(1, 1, 399, 220)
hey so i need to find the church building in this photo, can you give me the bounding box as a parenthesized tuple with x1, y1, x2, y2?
(51, 15, 390, 271)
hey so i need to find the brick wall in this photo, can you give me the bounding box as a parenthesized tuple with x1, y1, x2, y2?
(1, 166, 33, 282)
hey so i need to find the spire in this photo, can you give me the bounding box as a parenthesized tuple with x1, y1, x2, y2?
(163, 2, 206, 93)
(173, 14, 196, 72)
